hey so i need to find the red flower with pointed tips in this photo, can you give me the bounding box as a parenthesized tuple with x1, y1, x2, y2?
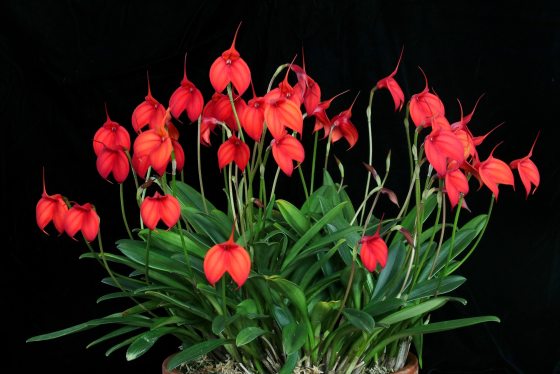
(292, 61, 321, 114)
(409, 69, 445, 128)
(93, 106, 130, 156)
(310, 90, 349, 137)
(445, 168, 469, 208)
(36, 173, 68, 235)
(169, 54, 204, 122)
(476, 146, 515, 199)
(330, 94, 359, 149)
(218, 135, 250, 171)
(424, 124, 464, 176)
(209, 23, 251, 95)
(64, 203, 100, 242)
(96, 147, 130, 183)
(271, 133, 305, 176)
(203, 228, 251, 288)
(360, 223, 388, 272)
(376, 47, 405, 111)
(140, 192, 181, 231)
(264, 95, 303, 139)
(510, 131, 540, 198)
(131, 77, 166, 133)
(238, 93, 265, 141)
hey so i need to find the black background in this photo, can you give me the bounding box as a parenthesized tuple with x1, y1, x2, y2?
(2, 0, 559, 373)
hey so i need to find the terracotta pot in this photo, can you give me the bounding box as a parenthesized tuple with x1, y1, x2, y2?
(392, 352, 419, 374)
(161, 354, 181, 374)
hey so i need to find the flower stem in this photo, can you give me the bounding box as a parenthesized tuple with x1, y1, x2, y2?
(309, 131, 319, 195)
(196, 115, 208, 213)
(144, 229, 151, 284)
(119, 183, 133, 240)
(360, 86, 377, 225)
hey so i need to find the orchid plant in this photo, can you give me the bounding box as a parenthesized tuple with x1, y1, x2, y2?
(30, 25, 540, 374)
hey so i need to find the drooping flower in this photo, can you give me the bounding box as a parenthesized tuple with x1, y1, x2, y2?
(271, 133, 305, 176)
(424, 124, 465, 176)
(96, 147, 130, 183)
(93, 106, 130, 156)
(330, 94, 359, 149)
(444, 168, 469, 208)
(238, 89, 265, 141)
(292, 57, 321, 114)
(376, 47, 405, 111)
(36, 172, 68, 235)
(131, 76, 166, 133)
(203, 227, 251, 288)
(140, 192, 181, 231)
(409, 68, 445, 128)
(310, 90, 349, 137)
(218, 135, 250, 171)
(476, 145, 515, 199)
(64, 203, 100, 242)
(169, 54, 204, 122)
(209, 23, 251, 95)
(359, 223, 388, 272)
(264, 95, 303, 139)
(510, 131, 540, 198)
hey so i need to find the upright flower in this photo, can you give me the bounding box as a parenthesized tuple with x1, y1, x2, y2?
(476, 145, 515, 199)
(409, 68, 445, 128)
(510, 131, 540, 198)
(203, 227, 251, 288)
(218, 135, 250, 171)
(36, 172, 68, 235)
(271, 133, 305, 176)
(360, 223, 388, 272)
(376, 47, 405, 111)
(140, 192, 181, 230)
(209, 23, 251, 95)
(131, 76, 166, 133)
(93, 106, 130, 156)
(64, 203, 100, 242)
(169, 54, 204, 122)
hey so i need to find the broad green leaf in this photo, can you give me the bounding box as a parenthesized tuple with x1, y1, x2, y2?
(279, 352, 299, 374)
(86, 326, 140, 349)
(211, 315, 239, 335)
(276, 199, 310, 235)
(408, 275, 466, 301)
(236, 327, 267, 347)
(117, 239, 190, 277)
(167, 339, 228, 370)
(372, 240, 406, 300)
(266, 276, 308, 318)
(298, 239, 346, 290)
(169, 181, 217, 212)
(342, 308, 376, 333)
(145, 292, 211, 320)
(364, 297, 405, 318)
(105, 332, 144, 356)
(282, 322, 307, 354)
(126, 327, 176, 361)
(380, 297, 450, 325)
(236, 299, 258, 316)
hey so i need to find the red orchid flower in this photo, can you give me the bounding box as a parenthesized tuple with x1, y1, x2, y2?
(131, 76, 166, 133)
(291, 51, 321, 114)
(93, 106, 130, 156)
(271, 133, 305, 176)
(476, 144, 515, 199)
(264, 94, 303, 139)
(209, 23, 251, 96)
(409, 68, 445, 128)
(36, 172, 68, 235)
(359, 221, 388, 272)
(64, 203, 100, 242)
(238, 84, 265, 141)
(424, 123, 465, 176)
(169, 53, 204, 122)
(376, 47, 405, 111)
(218, 135, 250, 171)
(310, 90, 349, 137)
(266, 56, 303, 107)
(444, 168, 469, 208)
(330, 94, 359, 149)
(96, 147, 130, 183)
(140, 192, 181, 231)
(203, 227, 251, 288)
(510, 131, 540, 198)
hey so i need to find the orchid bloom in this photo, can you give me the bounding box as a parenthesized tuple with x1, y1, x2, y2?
(409, 68, 445, 128)
(96, 147, 130, 183)
(36, 172, 68, 235)
(140, 192, 181, 231)
(424, 123, 465, 176)
(510, 131, 540, 198)
(476, 145, 515, 199)
(93, 106, 130, 156)
(359, 222, 388, 272)
(292, 60, 321, 114)
(264, 94, 303, 139)
(310, 90, 349, 138)
(376, 47, 405, 111)
(209, 23, 251, 95)
(238, 85, 265, 141)
(271, 133, 305, 176)
(131, 77, 166, 133)
(64, 203, 100, 242)
(445, 168, 469, 208)
(203, 227, 251, 287)
(169, 53, 204, 122)
(217, 135, 250, 171)
(330, 94, 359, 149)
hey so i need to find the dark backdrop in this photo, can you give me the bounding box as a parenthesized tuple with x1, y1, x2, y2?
(2, 1, 559, 373)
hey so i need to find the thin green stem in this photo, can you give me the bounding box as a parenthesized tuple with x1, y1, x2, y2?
(226, 84, 245, 143)
(196, 115, 208, 213)
(144, 230, 151, 284)
(310, 131, 319, 195)
(119, 183, 133, 240)
(297, 164, 309, 200)
(428, 190, 447, 279)
(360, 87, 377, 225)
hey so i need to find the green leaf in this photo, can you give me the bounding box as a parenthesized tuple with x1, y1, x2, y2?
(279, 352, 299, 374)
(266, 276, 308, 318)
(364, 297, 405, 318)
(145, 292, 211, 321)
(169, 181, 217, 212)
(379, 297, 450, 325)
(167, 339, 228, 370)
(276, 199, 310, 236)
(298, 239, 346, 290)
(236, 327, 267, 347)
(408, 275, 466, 301)
(211, 315, 239, 335)
(126, 327, 176, 361)
(282, 322, 307, 355)
(236, 299, 258, 316)
(342, 308, 376, 333)
(372, 240, 406, 300)
(86, 326, 140, 349)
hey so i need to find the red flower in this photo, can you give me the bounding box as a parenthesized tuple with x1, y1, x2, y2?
(310, 90, 349, 137)
(510, 131, 540, 198)
(140, 192, 181, 231)
(292, 61, 321, 114)
(218, 135, 250, 171)
(133, 122, 183, 178)
(93, 106, 130, 156)
(409, 68, 445, 128)
(267, 57, 304, 107)
(203, 228, 251, 287)
(376, 47, 404, 111)
(36, 173, 68, 235)
(131, 77, 166, 133)
(169, 54, 204, 122)
(359, 224, 388, 272)
(271, 133, 305, 176)
(96, 147, 130, 183)
(64, 203, 100, 242)
(238, 92, 265, 141)
(424, 124, 465, 176)
(476, 145, 515, 199)
(209, 23, 251, 95)
(264, 95, 303, 139)
(444, 168, 469, 208)
(330, 94, 359, 149)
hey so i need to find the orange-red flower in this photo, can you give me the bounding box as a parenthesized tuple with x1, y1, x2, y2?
(424, 124, 464, 176)
(330, 95, 359, 149)
(510, 131, 540, 198)
(209, 23, 251, 96)
(445, 168, 469, 208)
(238, 92, 265, 141)
(376, 47, 404, 111)
(64, 203, 100, 242)
(169, 54, 204, 122)
(271, 133, 305, 176)
(359, 224, 388, 272)
(476, 146, 515, 199)
(218, 135, 250, 171)
(140, 192, 181, 231)
(96, 147, 130, 183)
(310, 90, 349, 137)
(203, 228, 251, 287)
(264, 95, 303, 139)
(93, 107, 130, 156)
(131, 78, 166, 133)
(292, 61, 321, 114)
(36, 173, 68, 235)
(409, 69, 445, 128)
